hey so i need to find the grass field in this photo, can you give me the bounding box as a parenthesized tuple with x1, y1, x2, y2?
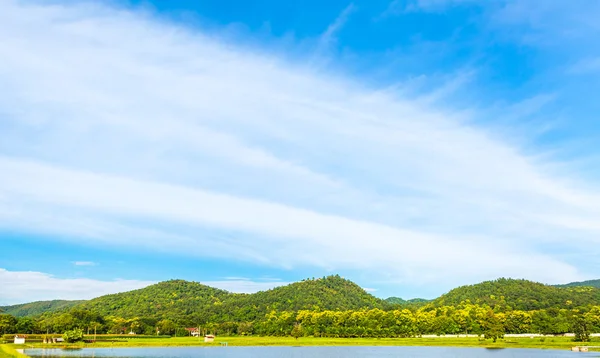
(2, 335, 598, 351)
(0, 344, 26, 358)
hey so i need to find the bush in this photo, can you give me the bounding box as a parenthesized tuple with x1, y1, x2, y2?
(63, 329, 84, 343)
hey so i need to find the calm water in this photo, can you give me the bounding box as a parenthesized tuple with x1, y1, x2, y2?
(24, 347, 599, 358)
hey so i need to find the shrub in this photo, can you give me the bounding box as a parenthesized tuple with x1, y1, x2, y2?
(63, 329, 84, 343)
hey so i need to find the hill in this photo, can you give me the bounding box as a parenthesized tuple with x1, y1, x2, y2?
(384, 297, 406, 305)
(385, 297, 430, 306)
(206, 275, 384, 322)
(556, 279, 600, 289)
(76, 279, 234, 321)
(0, 300, 84, 317)
(432, 278, 600, 311)
(52, 275, 382, 324)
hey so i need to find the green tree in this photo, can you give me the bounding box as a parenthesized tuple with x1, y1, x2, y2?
(481, 310, 504, 342)
(15, 317, 35, 333)
(0, 314, 17, 335)
(573, 315, 590, 342)
(157, 319, 177, 336)
(63, 328, 84, 343)
(291, 322, 303, 340)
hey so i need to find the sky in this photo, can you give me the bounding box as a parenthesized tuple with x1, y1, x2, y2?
(1, 0, 600, 305)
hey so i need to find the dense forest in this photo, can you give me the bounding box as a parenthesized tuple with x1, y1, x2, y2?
(0, 300, 83, 318)
(2, 276, 600, 341)
(556, 279, 600, 289)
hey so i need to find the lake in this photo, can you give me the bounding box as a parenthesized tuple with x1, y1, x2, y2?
(24, 347, 599, 358)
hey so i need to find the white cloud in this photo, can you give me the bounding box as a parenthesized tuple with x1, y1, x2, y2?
(380, 0, 475, 16)
(0, 268, 154, 305)
(0, 268, 290, 305)
(0, 0, 599, 291)
(72, 261, 97, 266)
(569, 58, 600, 74)
(318, 3, 356, 50)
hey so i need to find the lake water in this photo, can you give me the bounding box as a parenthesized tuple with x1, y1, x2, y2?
(24, 347, 599, 358)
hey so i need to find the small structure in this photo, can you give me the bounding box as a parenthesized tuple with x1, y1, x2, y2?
(14, 335, 26, 344)
(128, 331, 136, 335)
(185, 328, 200, 337)
(204, 335, 215, 343)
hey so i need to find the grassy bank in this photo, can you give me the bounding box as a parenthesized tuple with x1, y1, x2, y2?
(7, 336, 599, 351)
(0, 344, 27, 358)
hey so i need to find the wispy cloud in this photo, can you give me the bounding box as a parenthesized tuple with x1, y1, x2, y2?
(569, 58, 600, 75)
(0, 0, 598, 292)
(318, 3, 356, 51)
(380, 0, 475, 17)
(72, 261, 97, 266)
(0, 268, 154, 305)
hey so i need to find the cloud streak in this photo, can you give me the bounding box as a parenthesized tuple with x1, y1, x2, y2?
(0, 268, 154, 305)
(0, 269, 287, 304)
(73, 261, 97, 266)
(0, 0, 599, 292)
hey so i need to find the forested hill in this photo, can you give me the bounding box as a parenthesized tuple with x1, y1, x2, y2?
(384, 297, 430, 306)
(42, 275, 383, 323)
(205, 275, 384, 322)
(76, 280, 233, 320)
(0, 300, 83, 317)
(432, 278, 600, 311)
(14, 276, 600, 323)
(556, 279, 600, 289)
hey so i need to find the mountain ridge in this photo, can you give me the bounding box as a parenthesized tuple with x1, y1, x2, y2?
(8, 276, 600, 318)
(0, 300, 84, 317)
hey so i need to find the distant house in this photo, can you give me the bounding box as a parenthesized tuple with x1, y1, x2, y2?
(204, 335, 215, 343)
(14, 335, 26, 344)
(185, 328, 200, 336)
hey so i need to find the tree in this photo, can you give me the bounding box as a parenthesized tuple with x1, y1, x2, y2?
(291, 322, 303, 340)
(15, 317, 35, 334)
(481, 310, 504, 343)
(573, 315, 590, 342)
(0, 314, 17, 335)
(157, 320, 176, 336)
(63, 328, 84, 343)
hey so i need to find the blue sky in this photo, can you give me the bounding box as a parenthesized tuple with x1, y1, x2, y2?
(1, 0, 600, 305)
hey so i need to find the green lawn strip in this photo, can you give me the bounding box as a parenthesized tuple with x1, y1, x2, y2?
(0, 344, 28, 358)
(16, 336, 599, 351)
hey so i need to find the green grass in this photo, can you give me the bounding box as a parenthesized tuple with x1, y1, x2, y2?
(7, 336, 599, 351)
(0, 344, 27, 358)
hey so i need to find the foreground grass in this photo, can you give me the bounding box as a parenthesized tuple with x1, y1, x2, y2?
(0, 344, 27, 358)
(8, 336, 599, 351)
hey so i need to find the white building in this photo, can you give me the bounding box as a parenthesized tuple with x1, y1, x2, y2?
(14, 335, 26, 344)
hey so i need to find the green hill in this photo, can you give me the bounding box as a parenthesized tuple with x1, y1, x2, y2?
(384, 297, 430, 306)
(0, 300, 84, 317)
(206, 275, 383, 322)
(77, 279, 233, 320)
(433, 278, 600, 311)
(556, 279, 600, 289)
(384, 296, 406, 305)
(58, 275, 381, 324)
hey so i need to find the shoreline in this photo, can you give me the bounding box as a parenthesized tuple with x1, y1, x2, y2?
(5, 336, 598, 352)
